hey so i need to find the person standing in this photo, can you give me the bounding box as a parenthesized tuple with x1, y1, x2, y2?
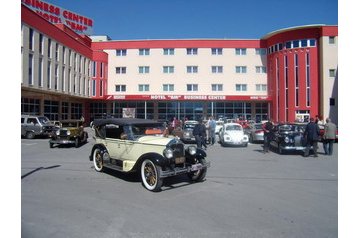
(304, 117, 320, 157)
(323, 118, 337, 155)
(262, 119, 273, 153)
(193, 119, 207, 149)
(208, 116, 216, 145)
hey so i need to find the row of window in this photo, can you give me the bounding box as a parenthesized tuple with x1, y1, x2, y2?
(268, 39, 317, 54)
(116, 48, 267, 56)
(115, 66, 267, 74)
(114, 83, 267, 92)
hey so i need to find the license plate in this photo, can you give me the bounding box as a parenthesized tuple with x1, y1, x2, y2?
(175, 157, 185, 164)
(191, 163, 203, 171)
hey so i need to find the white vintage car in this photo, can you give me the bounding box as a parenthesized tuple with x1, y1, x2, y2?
(89, 118, 210, 192)
(218, 123, 249, 147)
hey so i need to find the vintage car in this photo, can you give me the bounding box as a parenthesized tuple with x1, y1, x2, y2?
(49, 120, 88, 148)
(89, 118, 210, 192)
(218, 123, 249, 147)
(181, 120, 198, 143)
(246, 123, 264, 143)
(269, 123, 308, 154)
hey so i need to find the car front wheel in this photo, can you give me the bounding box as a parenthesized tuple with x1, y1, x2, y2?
(93, 148, 104, 172)
(141, 159, 163, 192)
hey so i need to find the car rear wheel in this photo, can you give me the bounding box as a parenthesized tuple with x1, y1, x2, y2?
(93, 148, 104, 172)
(26, 131, 35, 139)
(141, 159, 163, 192)
(188, 158, 207, 182)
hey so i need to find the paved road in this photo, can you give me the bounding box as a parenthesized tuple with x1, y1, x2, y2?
(21, 128, 338, 238)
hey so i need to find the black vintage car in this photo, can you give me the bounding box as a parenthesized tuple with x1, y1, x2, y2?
(269, 123, 309, 154)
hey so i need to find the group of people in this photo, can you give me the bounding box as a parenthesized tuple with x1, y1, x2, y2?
(262, 115, 337, 157)
(192, 116, 217, 150)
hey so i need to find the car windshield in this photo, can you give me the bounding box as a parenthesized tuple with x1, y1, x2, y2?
(226, 125, 242, 131)
(131, 123, 165, 138)
(184, 123, 197, 129)
(61, 121, 78, 127)
(38, 117, 50, 124)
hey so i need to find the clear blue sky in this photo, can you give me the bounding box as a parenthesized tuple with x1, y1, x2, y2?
(45, 0, 337, 40)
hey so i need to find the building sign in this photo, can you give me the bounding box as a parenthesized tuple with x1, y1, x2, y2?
(106, 95, 271, 101)
(22, 0, 93, 35)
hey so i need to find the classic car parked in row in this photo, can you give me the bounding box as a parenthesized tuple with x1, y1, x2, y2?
(89, 118, 210, 192)
(269, 123, 309, 154)
(181, 120, 198, 143)
(49, 120, 88, 148)
(218, 123, 249, 147)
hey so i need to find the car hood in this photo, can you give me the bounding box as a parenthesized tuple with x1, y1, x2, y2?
(225, 131, 246, 138)
(137, 136, 174, 146)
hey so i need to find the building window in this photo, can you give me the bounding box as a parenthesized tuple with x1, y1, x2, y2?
(38, 57, 43, 87)
(39, 34, 43, 54)
(236, 66, 247, 73)
(47, 61, 51, 89)
(329, 69, 336, 77)
(139, 84, 149, 92)
(187, 66, 198, 73)
(99, 80, 103, 96)
(186, 48, 198, 55)
(139, 48, 150, 55)
(211, 48, 223, 55)
(295, 54, 299, 107)
(139, 66, 150, 74)
(92, 61, 96, 77)
(55, 43, 59, 61)
(55, 65, 59, 90)
(187, 84, 198, 91)
(28, 54, 34, 85)
(48, 39, 52, 58)
(62, 66, 65, 92)
(329, 36, 335, 44)
(163, 48, 174, 55)
(116, 49, 127, 56)
(255, 66, 267, 73)
(255, 48, 266, 55)
(256, 84, 267, 91)
(306, 53, 311, 107)
(92, 80, 96, 96)
(29, 28, 34, 51)
(330, 98, 335, 106)
(236, 84, 247, 91)
(100, 62, 104, 78)
(116, 67, 126, 74)
(236, 48, 247, 55)
(211, 84, 223, 91)
(309, 39, 316, 47)
(163, 66, 174, 74)
(163, 84, 174, 91)
(212, 66, 223, 73)
(115, 84, 126, 92)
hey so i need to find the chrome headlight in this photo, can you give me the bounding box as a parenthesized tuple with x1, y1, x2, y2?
(56, 130, 60, 136)
(163, 148, 174, 159)
(67, 130, 71, 136)
(188, 146, 197, 155)
(284, 137, 290, 143)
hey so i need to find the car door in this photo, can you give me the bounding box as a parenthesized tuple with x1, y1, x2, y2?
(103, 125, 126, 161)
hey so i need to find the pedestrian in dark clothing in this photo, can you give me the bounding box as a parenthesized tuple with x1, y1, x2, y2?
(304, 117, 320, 157)
(262, 119, 274, 153)
(193, 119, 207, 149)
(323, 118, 337, 155)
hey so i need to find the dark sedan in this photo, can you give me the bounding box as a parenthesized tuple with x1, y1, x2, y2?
(269, 123, 309, 154)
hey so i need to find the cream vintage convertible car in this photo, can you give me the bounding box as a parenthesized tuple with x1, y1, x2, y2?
(89, 118, 210, 192)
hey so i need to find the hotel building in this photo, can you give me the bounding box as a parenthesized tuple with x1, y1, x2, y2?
(21, 3, 338, 123)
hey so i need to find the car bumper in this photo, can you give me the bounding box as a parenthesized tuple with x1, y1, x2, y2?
(280, 145, 307, 151)
(49, 139, 75, 145)
(160, 161, 210, 178)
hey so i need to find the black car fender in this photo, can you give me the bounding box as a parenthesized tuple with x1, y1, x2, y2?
(135, 152, 168, 170)
(89, 144, 108, 161)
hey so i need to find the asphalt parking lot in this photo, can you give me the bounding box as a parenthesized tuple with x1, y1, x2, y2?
(21, 128, 338, 238)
